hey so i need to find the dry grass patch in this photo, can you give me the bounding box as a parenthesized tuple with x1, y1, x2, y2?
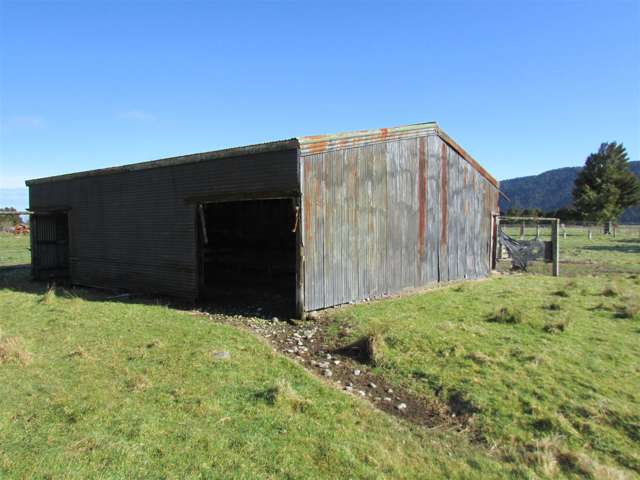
(0, 332, 32, 366)
(614, 302, 640, 320)
(362, 332, 387, 367)
(543, 318, 570, 334)
(40, 285, 56, 304)
(67, 346, 90, 359)
(553, 289, 570, 298)
(467, 351, 492, 365)
(523, 437, 631, 480)
(146, 339, 163, 349)
(602, 284, 622, 298)
(258, 380, 311, 413)
(125, 374, 152, 393)
(487, 306, 523, 324)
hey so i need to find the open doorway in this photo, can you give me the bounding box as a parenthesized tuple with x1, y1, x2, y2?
(31, 212, 70, 280)
(197, 198, 298, 316)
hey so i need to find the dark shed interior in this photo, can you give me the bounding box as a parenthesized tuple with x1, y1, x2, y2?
(197, 199, 297, 314)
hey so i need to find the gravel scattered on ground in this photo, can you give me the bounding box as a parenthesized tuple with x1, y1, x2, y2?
(202, 310, 470, 429)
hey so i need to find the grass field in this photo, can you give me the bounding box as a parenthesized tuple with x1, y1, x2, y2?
(1, 231, 639, 478)
(325, 274, 640, 478)
(0, 232, 30, 266)
(500, 225, 640, 275)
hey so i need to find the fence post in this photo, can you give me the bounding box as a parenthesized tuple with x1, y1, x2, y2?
(535, 223, 540, 240)
(552, 219, 560, 277)
(492, 215, 500, 269)
(519, 220, 525, 240)
(588, 228, 592, 240)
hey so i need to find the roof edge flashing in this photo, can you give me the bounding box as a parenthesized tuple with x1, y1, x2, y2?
(435, 127, 499, 189)
(25, 139, 299, 186)
(297, 122, 438, 156)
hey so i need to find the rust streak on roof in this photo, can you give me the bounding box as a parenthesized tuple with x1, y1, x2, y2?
(26, 121, 499, 191)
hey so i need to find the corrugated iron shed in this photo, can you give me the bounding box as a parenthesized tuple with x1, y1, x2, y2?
(26, 122, 499, 317)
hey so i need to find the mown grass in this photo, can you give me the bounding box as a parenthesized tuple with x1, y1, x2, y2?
(328, 273, 640, 478)
(0, 267, 510, 479)
(2, 231, 639, 478)
(500, 225, 640, 275)
(0, 232, 30, 266)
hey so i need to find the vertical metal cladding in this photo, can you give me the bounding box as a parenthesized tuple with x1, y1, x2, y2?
(28, 149, 298, 299)
(26, 123, 498, 311)
(301, 132, 499, 311)
(417, 136, 427, 281)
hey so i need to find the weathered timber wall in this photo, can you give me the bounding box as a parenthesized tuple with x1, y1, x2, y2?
(301, 133, 498, 311)
(29, 150, 298, 299)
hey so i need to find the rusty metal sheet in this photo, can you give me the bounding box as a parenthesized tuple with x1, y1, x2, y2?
(417, 136, 427, 283)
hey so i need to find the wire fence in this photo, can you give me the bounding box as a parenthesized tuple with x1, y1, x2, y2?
(497, 217, 556, 276)
(497, 218, 640, 277)
(500, 220, 640, 239)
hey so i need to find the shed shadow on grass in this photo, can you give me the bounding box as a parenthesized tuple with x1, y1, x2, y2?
(0, 267, 295, 321)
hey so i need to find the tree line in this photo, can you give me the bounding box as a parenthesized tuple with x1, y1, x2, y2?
(503, 142, 640, 223)
(0, 207, 24, 229)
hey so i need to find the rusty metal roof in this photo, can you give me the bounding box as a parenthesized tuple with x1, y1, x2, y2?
(26, 122, 497, 188)
(298, 122, 438, 155)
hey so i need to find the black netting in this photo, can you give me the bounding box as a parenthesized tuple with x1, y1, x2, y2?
(498, 228, 546, 271)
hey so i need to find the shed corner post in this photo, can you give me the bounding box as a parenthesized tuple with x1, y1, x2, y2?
(295, 147, 305, 319)
(552, 218, 560, 277)
(29, 213, 37, 279)
(491, 212, 500, 271)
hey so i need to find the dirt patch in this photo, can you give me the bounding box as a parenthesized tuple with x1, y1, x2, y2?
(205, 311, 473, 431)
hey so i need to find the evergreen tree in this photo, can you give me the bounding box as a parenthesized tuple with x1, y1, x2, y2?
(572, 142, 640, 222)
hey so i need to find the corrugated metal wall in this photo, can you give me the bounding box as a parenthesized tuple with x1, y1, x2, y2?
(301, 133, 498, 311)
(29, 150, 298, 299)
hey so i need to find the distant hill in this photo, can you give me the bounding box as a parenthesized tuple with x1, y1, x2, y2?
(499, 161, 640, 223)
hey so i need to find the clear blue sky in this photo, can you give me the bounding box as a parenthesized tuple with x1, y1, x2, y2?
(1, 0, 638, 210)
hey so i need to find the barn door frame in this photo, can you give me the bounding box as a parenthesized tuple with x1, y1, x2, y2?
(30, 209, 71, 280)
(192, 194, 303, 317)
